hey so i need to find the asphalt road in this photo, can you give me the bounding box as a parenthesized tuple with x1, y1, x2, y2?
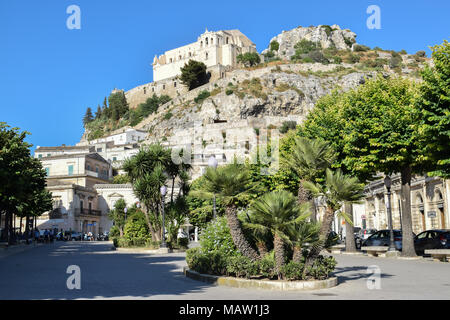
(0, 241, 448, 300)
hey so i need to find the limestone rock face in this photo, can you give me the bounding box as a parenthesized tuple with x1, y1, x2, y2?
(262, 25, 357, 60)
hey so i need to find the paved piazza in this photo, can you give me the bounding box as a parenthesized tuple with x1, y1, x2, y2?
(0, 241, 448, 300)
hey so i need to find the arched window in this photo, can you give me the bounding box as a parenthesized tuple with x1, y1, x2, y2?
(226, 37, 229, 44)
(205, 52, 208, 60)
(206, 38, 208, 45)
(200, 41, 203, 47)
(211, 37, 213, 45)
(170, 58, 173, 63)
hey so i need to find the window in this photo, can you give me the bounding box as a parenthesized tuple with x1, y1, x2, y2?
(45, 167, 50, 176)
(206, 38, 208, 45)
(47, 153, 51, 157)
(80, 200, 84, 209)
(174, 82, 176, 87)
(96, 166, 99, 173)
(143, 88, 146, 94)
(112, 157, 117, 161)
(205, 52, 208, 60)
(226, 37, 229, 44)
(163, 84, 165, 90)
(97, 148, 102, 152)
(170, 58, 172, 63)
(38, 154, 42, 159)
(68, 165, 74, 176)
(87, 164, 91, 171)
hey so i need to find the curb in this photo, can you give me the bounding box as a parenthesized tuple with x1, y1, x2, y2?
(183, 267, 338, 291)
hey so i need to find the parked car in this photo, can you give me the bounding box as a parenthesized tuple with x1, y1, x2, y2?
(414, 229, 450, 255)
(342, 227, 363, 249)
(360, 228, 377, 240)
(70, 231, 82, 241)
(362, 229, 416, 251)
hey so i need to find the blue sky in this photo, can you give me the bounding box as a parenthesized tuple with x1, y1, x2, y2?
(1, 0, 449, 151)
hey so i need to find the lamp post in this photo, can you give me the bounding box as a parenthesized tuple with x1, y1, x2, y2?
(160, 185, 167, 248)
(208, 155, 218, 219)
(124, 207, 127, 222)
(384, 175, 396, 252)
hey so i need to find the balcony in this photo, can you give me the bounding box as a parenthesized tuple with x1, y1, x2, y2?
(86, 170, 110, 181)
(74, 208, 102, 217)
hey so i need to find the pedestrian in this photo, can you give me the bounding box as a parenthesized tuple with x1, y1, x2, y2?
(34, 228, 40, 243)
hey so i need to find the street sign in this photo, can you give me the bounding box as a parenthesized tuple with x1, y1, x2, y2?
(427, 211, 437, 218)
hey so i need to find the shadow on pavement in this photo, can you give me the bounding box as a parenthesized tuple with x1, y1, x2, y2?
(0, 241, 213, 300)
(332, 265, 394, 285)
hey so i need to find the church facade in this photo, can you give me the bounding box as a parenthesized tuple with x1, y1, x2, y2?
(152, 29, 257, 82)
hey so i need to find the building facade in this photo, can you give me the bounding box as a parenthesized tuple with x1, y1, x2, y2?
(34, 152, 113, 234)
(363, 175, 449, 234)
(152, 29, 257, 82)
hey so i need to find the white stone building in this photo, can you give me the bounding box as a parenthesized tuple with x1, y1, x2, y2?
(152, 29, 257, 82)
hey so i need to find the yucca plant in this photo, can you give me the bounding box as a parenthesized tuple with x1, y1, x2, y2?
(302, 168, 365, 273)
(190, 162, 260, 261)
(282, 137, 336, 217)
(246, 190, 309, 279)
(288, 221, 321, 263)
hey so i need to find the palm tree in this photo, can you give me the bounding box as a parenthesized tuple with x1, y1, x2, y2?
(246, 190, 309, 279)
(190, 162, 260, 261)
(123, 144, 171, 241)
(282, 137, 336, 221)
(302, 168, 365, 274)
(288, 221, 321, 263)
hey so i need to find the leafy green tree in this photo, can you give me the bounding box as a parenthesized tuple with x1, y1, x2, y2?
(95, 105, 102, 119)
(179, 60, 208, 90)
(108, 91, 129, 121)
(237, 52, 261, 67)
(418, 40, 450, 178)
(246, 190, 309, 279)
(112, 174, 130, 184)
(108, 198, 127, 237)
(270, 41, 280, 52)
(190, 163, 260, 261)
(0, 123, 52, 244)
(83, 107, 94, 126)
(300, 75, 426, 257)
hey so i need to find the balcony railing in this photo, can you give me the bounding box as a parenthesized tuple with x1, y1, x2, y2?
(74, 208, 102, 217)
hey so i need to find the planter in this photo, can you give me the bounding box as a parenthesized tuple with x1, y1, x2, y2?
(183, 267, 338, 291)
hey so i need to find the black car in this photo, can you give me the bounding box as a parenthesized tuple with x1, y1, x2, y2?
(362, 229, 408, 251)
(414, 229, 450, 255)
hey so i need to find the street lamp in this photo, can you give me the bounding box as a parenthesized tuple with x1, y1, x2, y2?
(384, 175, 396, 252)
(208, 155, 218, 219)
(160, 185, 167, 248)
(124, 207, 127, 222)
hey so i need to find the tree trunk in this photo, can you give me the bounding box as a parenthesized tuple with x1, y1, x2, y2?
(142, 203, 160, 242)
(310, 198, 317, 223)
(273, 233, 285, 280)
(256, 241, 268, 257)
(171, 176, 175, 204)
(297, 180, 309, 204)
(303, 206, 335, 278)
(344, 202, 357, 252)
(293, 245, 303, 263)
(400, 166, 417, 257)
(225, 205, 260, 261)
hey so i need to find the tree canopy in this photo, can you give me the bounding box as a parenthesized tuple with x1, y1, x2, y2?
(179, 60, 208, 90)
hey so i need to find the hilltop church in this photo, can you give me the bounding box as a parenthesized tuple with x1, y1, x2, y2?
(152, 28, 257, 82)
